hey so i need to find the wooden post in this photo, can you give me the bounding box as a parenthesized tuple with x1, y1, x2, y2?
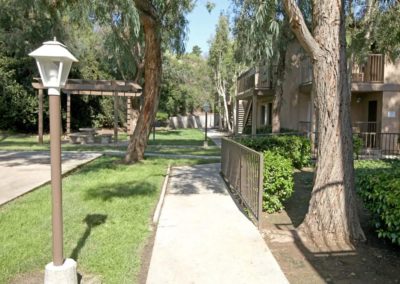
(126, 97, 131, 137)
(114, 91, 118, 143)
(252, 93, 258, 136)
(38, 89, 44, 144)
(66, 92, 71, 137)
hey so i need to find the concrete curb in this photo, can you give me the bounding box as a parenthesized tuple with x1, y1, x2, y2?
(152, 165, 171, 224)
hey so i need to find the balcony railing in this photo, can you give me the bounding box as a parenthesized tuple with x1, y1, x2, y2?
(237, 66, 275, 95)
(300, 54, 385, 85)
(352, 54, 385, 83)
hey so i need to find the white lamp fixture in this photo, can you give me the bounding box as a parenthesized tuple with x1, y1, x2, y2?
(29, 38, 78, 95)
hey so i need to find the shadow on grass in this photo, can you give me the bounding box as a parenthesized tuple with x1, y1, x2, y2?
(70, 214, 107, 261)
(85, 180, 158, 201)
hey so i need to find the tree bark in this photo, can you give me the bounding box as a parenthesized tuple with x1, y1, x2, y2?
(271, 48, 286, 133)
(284, 0, 365, 248)
(125, 1, 161, 163)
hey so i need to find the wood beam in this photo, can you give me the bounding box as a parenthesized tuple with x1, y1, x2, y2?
(114, 92, 118, 143)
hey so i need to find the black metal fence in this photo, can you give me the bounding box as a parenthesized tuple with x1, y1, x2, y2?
(221, 138, 264, 227)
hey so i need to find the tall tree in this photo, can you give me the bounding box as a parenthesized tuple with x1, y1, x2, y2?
(125, 0, 193, 163)
(283, 0, 365, 248)
(232, 1, 297, 133)
(208, 15, 235, 132)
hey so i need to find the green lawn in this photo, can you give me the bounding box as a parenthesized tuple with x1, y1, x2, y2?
(0, 156, 218, 283)
(0, 129, 215, 152)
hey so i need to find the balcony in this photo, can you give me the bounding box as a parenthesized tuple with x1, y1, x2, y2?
(300, 54, 385, 85)
(237, 66, 275, 96)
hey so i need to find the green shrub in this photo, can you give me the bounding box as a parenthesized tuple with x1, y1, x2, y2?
(262, 151, 294, 213)
(353, 134, 364, 159)
(242, 125, 296, 135)
(356, 160, 400, 245)
(238, 135, 311, 169)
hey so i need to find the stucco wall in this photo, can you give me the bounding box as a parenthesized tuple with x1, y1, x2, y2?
(279, 41, 311, 131)
(381, 91, 400, 132)
(384, 58, 400, 84)
(351, 92, 383, 125)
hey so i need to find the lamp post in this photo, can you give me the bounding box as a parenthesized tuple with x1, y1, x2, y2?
(29, 38, 78, 284)
(203, 102, 210, 148)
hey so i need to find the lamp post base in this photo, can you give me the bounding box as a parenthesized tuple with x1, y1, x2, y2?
(203, 141, 208, 149)
(44, 258, 77, 284)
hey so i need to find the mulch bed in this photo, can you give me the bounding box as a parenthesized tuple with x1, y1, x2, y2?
(260, 168, 400, 284)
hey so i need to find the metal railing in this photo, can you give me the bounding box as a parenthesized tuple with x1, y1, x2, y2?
(353, 121, 380, 133)
(356, 132, 400, 159)
(221, 137, 264, 226)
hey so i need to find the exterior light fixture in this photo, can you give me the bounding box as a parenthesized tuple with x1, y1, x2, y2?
(29, 38, 78, 284)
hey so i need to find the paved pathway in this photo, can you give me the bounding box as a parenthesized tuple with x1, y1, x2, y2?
(205, 129, 231, 148)
(0, 151, 101, 205)
(146, 163, 288, 284)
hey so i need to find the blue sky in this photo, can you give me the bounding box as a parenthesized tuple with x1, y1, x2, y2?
(186, 0, 231, 56)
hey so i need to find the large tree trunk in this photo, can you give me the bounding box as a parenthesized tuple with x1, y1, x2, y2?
(284, 0, 365, 248)
(271, 48, 286, 133)
(125, 1, 161, 163)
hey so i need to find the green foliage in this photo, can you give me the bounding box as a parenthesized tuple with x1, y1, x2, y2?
(262, 150, 294, 213)
(242, 125, 297, 135)
(356, 160, 400, 245)
(353, 134, 364, 159)
(161, 52, 212, 115)
(238, 135, 311, 169)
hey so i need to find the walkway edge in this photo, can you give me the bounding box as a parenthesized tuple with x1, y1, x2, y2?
(152, 164, 171, 224)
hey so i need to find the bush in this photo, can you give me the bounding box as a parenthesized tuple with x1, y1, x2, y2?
(262, 151, 294, 213)
(356, 160, 400, 245)
(238, 135, 311, 169)
(353, 134, 364, 159)
(242, 125, 296, 135)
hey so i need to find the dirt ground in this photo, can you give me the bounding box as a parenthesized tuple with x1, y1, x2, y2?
(260, 168, 400, 284)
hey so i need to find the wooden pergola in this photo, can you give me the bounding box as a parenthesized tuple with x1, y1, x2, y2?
(32, 78, 142, 143)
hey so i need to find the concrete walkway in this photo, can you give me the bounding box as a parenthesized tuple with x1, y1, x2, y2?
(146, 163, 288, 284)
(205, 129, 231, 148)
(0, 151, 101, 205)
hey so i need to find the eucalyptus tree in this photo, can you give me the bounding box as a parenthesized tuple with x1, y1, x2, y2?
(232, 1, 296, 133)
(208, 15, 236, 131)
(125, 0, 194, 163)
(346, 0, 400, 62)
(160, 51, 213, 116)
(283, 0, 365, 248)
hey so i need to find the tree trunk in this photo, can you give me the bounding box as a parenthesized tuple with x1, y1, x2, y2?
(284, 0, 365, 248)
(220, 91, 232, 132)
(271, 48, 286, 133)
(125, 2, 161, 163)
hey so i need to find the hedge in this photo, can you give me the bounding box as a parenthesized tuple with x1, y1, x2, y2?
(237, 135, 311, 169)
(262, 150, 294, 213)
(356, 160, 400, 245)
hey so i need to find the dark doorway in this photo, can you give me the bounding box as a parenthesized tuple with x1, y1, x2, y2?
(368, 100, 377, 132)
(367, 100, 378, 147)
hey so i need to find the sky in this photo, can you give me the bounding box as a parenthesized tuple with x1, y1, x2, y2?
(186, 0, 231, 56)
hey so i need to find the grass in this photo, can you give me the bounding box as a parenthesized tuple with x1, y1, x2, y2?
(146, 145, 220, 156)
(0, 128, 221, 283)
(0, 156, 218, 283)
(0, 129, 215, 152)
